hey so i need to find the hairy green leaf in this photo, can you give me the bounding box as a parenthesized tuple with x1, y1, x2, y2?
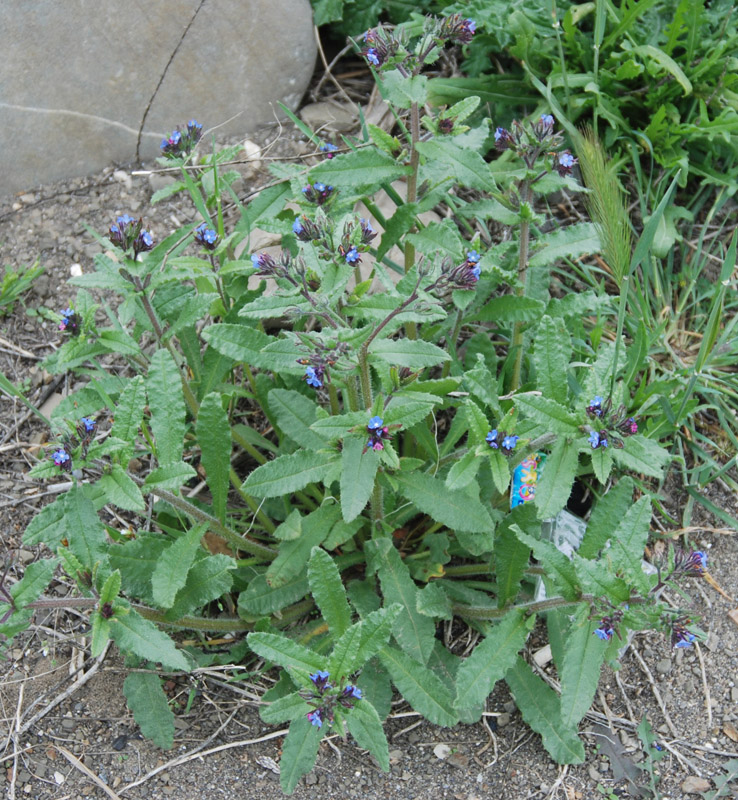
(454, 609, 533, 710)
(368, 337, 450, 368)
(147, 349, 185, 466)
(23, 497, 67, 548)
(151, 525, 206, 609)
(535, 439, 578, 520)
(196, 393, 231, 522)
(280, 715, 322, 794)
(340, 436, 380, 523)
(579, 477, 634, 558)
(248, 632, 325, 675)
(394, 470, 496, 534)
(505, 657, 585, 764)
(123, 672, 175, 749)
(98, 464, 146, 512)
(269, 389, 326, 450)
(110, 376, 146, 461)
(309, 148, 412, 189)
(514, 394, 581, 434)
(347, 700, 390, 771)
(63, 485, 108, 569)
(109, 606, 190, 671)
(307, 547, 351, 639)
(242, 451, 337, 498)
(380, 645, 459, 727)
(10, 558, 58, 608)
(532, 316, 571, 404)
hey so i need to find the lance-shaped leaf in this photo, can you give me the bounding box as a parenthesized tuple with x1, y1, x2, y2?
(347, 700, 390, 771)
(147, 349, 185, 466)
(269, 389, 326, 450)
(512, 525, 579, 600)
(394, 470, 496, 534)
(9, 558, 58, 609)
(505, 657, 585, 764)
(151, 525, 206, 609)
(238, 573, 309, 616)
(23, 497, 67, 548)
(454, 609, 533, 711)
(366, 539, 435, 665)
(534, 438, 578, 520)
(110, 375, 146, 461)
(528, 223, 600, 268)
(63, 485, 108, 569)
(532, 315, 570, 405)
(368, 338, 450, 369)
(166, 554, 235, 620)
(611, 435, 671, 479)
(123, 672, 175, 749)
(196, 393, 231, 522)
(309, 148, 412, 189)
(380, 645, 459, 727)
(514, 394, 580, 434)
(340, 435, 380, 523)
(307, 547, 351, 639)
(329, 622, 364, 678)
(248, 632, 325, 675)
(201, 323, 270, 363)
(579, 476, 634, 558)
(559, 606, 608, 730)
(108, 606, 190, 671)
(354, 605, 402, 665)
(280, 715, 322, 794)
(98, 464, 146, 512)
(607, 495, 652, 591)
(242, 450, 337, 498)
(260, 691, 311, 725)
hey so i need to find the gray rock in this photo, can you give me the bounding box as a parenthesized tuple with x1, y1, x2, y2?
(1, 0, 315, 196)
(655, 657, 672, 675)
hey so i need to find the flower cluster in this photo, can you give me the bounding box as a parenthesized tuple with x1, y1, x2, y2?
(585, 396, 638, 450)
(109, 215, 155, 257)
(555, 150, 578, 177)
(194, 223, 218, 251)
(593, 607, 625, 641)
(439, 14, 476, 44)
(486, 429, 519, 455)
(160, 120, 202, 158)
(319, 142, 338, 158)
(670, 619, 696, 649)
(366, 416, 392, 452)
(361, 27, 400, 68)
(49, 416, 99, 471)
(58, 307, 80, 336)
(493, 115, 576, 178)
(250, 249, 293, 280)
(297, 342, 348, 390)
(303, 670, 363, 729)
(673, 548, 708, 578)
(302, 182, 334, 206)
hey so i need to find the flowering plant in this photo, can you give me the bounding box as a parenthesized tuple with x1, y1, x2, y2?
(2, 16, 729, 795)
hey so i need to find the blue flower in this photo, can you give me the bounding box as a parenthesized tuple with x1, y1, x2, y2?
(594, 626, 614, 641)
(541, 114, 555, 128)
(344, 246, 360, 264)
(139, 230, 154, 249)
(343, 685, 362, 699)
(80, 417, 96, 433)
(671, 621, 696, 649)
(292, 218, 304, 235)
(588, 431, 601, 449)
(559, 152, 575, 168)
(52, 448, 71, 471)
(466, 250, 481, 264)
(314, 182, 326, 192)
(305, 366, 323, 389)
(309, 670, 331, 691)
(365, 48, 380, 66)
(502, 435, 519, 453)
(368, 416, 384, 430)
(486, 430, 499, 449)
(307, 709, 323, 728)
(319, 142, 338, 158)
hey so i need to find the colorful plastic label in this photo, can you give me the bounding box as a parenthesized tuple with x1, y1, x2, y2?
(510, 453, 545, 508)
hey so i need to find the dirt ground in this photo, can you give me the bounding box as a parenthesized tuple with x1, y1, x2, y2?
(1, 122, 738, 800)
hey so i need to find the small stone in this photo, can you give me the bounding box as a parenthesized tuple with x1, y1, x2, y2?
(730, 688, 738, 703)
(17, 771, 31, 783)
(19, 193, 36, 204)
(61, 718, 76, 730)
(17, 550, 35, 565)
(496, 713, 511, 727)
(305, 773, 317, 786)
(655, 658, 672, 675)
(681, 776, 711, 794)
(503, 701, 516, 713)
(588, 766, 600, 782)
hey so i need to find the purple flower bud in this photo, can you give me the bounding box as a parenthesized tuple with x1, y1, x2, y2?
(486, 430, 499, 449)
(319, 142, 338, 158)
(671, 621, 696, 649)
(251, 252, 279, 276)
(343, 685, 362, 699)
(541, 114, 555, 129)
(494, 127, 513, 151)
(587, 396, 604, 417)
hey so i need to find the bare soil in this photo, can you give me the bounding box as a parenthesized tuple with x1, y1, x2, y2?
(1, 124, 738, 800)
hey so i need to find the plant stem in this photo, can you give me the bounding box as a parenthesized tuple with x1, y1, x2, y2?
(228, 468, 277, 535)
(357, 348, 373, 409)
(132, 474, 277, 556)
(510, 181, 532, 392)
(442, 309, 464, 378)
(328, 382, 340, 416)
(453, 593, 594, 620)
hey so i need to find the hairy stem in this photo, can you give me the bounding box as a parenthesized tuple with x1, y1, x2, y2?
(510, 181, 532, 392)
